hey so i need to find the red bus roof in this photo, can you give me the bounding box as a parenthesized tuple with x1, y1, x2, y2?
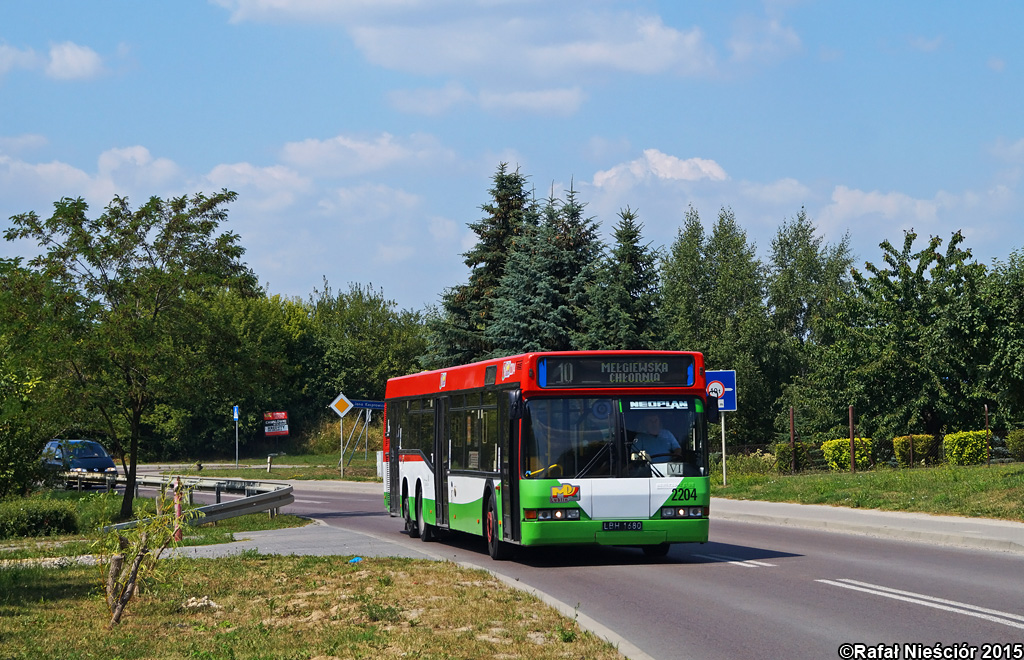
(384, 350, 707, 400)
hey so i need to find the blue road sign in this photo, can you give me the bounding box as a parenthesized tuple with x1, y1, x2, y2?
(232, 405, 239, 421)
(706, 370, 737, 412)
(351, 400, 386, 410)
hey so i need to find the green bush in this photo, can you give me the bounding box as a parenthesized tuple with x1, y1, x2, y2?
(1006, 429, 1024, 462)
(943, 431, 989, 466)
(710, 449, 777, 477)
(821, 438, 873, 471)
(892, 434, 938, 467)
(0, 498, 78, 539)
(772, 441, 818, 472)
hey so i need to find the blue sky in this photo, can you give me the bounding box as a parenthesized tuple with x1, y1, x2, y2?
(2, 1, 1023, 311)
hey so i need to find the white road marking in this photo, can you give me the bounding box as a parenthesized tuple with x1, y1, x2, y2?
(694, 553, 776, 567)
(816, 578, 1024, 630)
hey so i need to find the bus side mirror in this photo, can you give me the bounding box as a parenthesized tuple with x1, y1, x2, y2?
(509, 390, 524, 419)
(707, 396, 720, 425)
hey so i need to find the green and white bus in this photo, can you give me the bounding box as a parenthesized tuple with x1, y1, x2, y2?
(383, 351, 717, 559)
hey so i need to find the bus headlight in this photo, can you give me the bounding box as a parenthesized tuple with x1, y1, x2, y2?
(525, 508, 581, 521)
(661, 506, 707, 519)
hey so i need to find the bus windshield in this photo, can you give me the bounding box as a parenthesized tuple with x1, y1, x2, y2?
(522, 396, 707, 480)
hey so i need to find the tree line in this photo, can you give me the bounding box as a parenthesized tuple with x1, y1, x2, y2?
(425, 164, 1024, 453)
(2, 165, 1023, 513)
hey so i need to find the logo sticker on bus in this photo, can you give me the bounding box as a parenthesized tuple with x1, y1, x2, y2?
(550, 483, 581, 503)
(630, 401, 689, 410)
(440, 372, 447, 389)
(502, 360, 516, 381)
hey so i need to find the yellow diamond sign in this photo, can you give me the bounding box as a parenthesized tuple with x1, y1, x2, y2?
(329, 392, 353, 418)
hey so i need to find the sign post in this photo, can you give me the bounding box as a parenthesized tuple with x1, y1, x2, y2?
(232, 405, 239, 469)
(329, 393, 353, 477)
(706, 370, 737, 486)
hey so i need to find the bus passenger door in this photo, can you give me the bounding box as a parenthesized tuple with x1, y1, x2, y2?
(386, 406, 400, 516)
(435, 397, 450, 528)
(501, 390, 521, 542)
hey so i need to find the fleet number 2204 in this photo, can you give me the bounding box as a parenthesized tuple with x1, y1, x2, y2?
(670, 487, 697, 501)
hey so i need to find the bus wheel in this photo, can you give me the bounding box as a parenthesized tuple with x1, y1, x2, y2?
(486, 496, 511, 560)
(642, 543, 671, 559)
(404, 488, 419, 538)
(417, 487, 434, 542)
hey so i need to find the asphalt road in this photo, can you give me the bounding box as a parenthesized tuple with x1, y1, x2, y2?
(146, 473, 1023, 660)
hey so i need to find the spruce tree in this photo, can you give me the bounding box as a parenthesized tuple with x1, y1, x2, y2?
(577, 208, 660, 349)
(423, 163, 535, 367)
(660, 205, 711, 352)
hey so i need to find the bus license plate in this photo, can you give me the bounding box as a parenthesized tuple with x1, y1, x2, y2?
(602, 521, 643, 532)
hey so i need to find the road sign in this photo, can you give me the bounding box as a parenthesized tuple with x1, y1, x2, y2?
(232, 405, 239, 421)
(351, 399, 386, 410)
(329, 392, 353, 418)
(706, 370, 737, 411)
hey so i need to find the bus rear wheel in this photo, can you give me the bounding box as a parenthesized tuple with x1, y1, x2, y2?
(416, 487, 434, 542)
(403, 487, 418, 538)
(486, 496, 511, 560)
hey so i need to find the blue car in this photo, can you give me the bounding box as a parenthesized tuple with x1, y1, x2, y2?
(42, 439, 118, 487)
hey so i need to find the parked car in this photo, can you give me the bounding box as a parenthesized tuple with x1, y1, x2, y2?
(42, 439, 118, 487)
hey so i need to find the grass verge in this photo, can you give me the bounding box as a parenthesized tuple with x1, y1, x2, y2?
(171, 453, 381, 482)
(0, 489, 310, 560)
(712, 462, 1024, 522)
(0, 554, 624, 660)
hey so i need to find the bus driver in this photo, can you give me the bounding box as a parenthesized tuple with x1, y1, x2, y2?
(632, 413, 682, 463)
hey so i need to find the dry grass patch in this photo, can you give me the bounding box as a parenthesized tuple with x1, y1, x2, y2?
(0, 553, 625, 660)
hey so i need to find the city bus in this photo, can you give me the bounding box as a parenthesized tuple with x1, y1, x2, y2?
(383, 350, 717, 560)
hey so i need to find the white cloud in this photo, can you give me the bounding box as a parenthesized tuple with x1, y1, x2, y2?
(728, 16, 801, 63)
(428, 215, 458, 242)
(281, 132, 452, 176)
(46, 42, 103, 80)
(593, 149, 727, 189)
(991, 137, 1024, 163)
(0, 44, 39, 76)
(741, 177, 811, 205)
(528, 15, 716, 77)
(824, 186, 940, 223)
(388, 82, 474, 115)
(206, 162, 311, 212)
(909, 35, 943, 53)
(317, 182, 420, 224)
(352, 13, 718, 81)
(988, 57, 1006, 72)
(478, 87, 585, 116)
(0, 134, 47, 154)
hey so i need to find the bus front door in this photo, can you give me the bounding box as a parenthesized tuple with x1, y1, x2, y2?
(501, 390, 521, 543)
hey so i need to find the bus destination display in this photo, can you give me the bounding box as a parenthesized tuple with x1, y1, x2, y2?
(539, 356, 694, 388)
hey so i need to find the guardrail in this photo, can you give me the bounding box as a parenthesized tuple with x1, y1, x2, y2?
(62, 472, 295, 532)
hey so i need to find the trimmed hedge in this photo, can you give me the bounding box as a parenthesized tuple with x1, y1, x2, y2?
(821, 437, 873, 471)
(943, 431, 989, 466)
(893, 434, 938, 467)
(0, 498, 79, 540)
(1006, 429, 1024, 462)
(772, 441, 820, 472)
